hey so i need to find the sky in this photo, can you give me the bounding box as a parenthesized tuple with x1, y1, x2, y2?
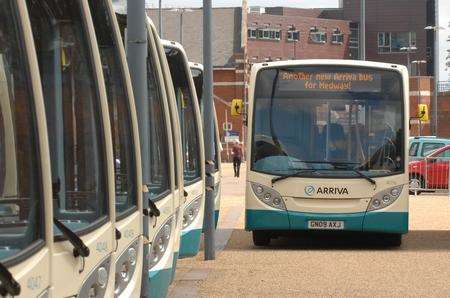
(145, 0, 450, 80)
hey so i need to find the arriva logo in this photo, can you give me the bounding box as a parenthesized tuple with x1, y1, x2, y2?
(304, 185, 315, 196)
(305, 186, 350, 196)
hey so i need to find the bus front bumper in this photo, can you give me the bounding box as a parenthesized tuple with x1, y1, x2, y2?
(245, 209, 408, 234)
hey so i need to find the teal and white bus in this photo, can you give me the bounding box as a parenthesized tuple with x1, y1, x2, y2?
(246, 60, 409, 247)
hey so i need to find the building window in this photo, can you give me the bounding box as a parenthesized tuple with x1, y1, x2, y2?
(287, 26, 300, 42)
(257, 29, 264, 39)
(349, 22, 360, 59)
(378, 32, 417, 53)
(331, 28, 344, 44)
(248, 28, 257, 39)
(309, 27, 327, 44)
(257, 28, 281, 41)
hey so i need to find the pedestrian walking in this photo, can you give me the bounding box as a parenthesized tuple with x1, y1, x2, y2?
(232, 141, 243, 177)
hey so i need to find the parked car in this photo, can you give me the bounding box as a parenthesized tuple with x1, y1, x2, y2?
(409, 144, 450, 193)
(409, 136, 450, 160)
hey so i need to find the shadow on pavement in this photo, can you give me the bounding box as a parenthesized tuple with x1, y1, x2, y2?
(224, 229, 450, 251)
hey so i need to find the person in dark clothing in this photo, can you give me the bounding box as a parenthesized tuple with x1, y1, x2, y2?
(232, 142, 243, 177)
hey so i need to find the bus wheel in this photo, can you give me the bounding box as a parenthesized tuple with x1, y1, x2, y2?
(252, 231, 270, 246)
(385, 234, 402, 247)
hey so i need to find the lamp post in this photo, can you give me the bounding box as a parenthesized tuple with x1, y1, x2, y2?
(171, 8, 193, 45)
(425, 24, 445, 135)
(360, 0, 366, 60)
(400, 46, 418, 74)
(412, 60, 427, 136)
(158, 0, 162, 37)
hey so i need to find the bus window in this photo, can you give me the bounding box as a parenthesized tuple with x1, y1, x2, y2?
(147, 51, 170, 200)
(29, 0, 108, 235)
(167, 53, 201, 184)
(0, 0, 43, 261)
(88, 0, 137, 218)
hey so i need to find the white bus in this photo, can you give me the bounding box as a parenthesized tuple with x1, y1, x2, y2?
(163, 41, 206, 259)
(28, 0, 117, 295)
(0, 1, 53, 296)
(189, 62, 222, 228)
(89, 2, 143, 296)
(246, 60, 409, 247)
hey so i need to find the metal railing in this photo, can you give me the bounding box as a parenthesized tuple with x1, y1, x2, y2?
(409, 156, 450, 196)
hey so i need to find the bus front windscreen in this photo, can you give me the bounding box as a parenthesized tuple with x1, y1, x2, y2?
(0, 0, 44, 262)
(251, 65, 405, 178)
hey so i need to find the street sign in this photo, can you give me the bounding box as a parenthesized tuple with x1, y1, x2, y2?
(418, 104, 429, 121)
(224, 130, 239, 143)
(222, 122, 232, 132)
(231, 98, 243, 116)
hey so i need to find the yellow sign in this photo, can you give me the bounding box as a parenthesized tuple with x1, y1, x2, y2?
(418, 104, 429, 121)
(231, 99, 244, 116)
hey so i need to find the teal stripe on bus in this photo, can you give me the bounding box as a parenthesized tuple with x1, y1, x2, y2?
(179, 228, 202, 258)
(246, 209, 408, 234)
(245, 209, 290, 230)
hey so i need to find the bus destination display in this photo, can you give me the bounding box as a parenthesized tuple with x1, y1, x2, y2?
(279, 70, 382, 93)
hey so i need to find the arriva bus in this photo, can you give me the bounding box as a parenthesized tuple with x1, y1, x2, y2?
(88, 1, 143, 296)
(0, 1, 53, 296)
(246, 60, 409, 247)
(115, 12, 184, 296)
(163, 41, 206, 258)
(190, 62, 222, 228)
(28, 0, 118, 296)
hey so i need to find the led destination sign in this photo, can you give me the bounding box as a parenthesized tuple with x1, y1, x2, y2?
(279, 70, 382, 93)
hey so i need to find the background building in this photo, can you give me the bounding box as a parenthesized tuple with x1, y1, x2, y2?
(147, 8, 246, 160)
(247, 8, 351, 62)
(148, 0, 448, 154)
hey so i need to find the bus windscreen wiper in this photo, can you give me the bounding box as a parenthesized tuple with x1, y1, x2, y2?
(271, 169, 317, 185)
(349, 169, 377, 187)
(330, 163, 377, 187)
(53, 218, 90, 258)
(291, 160, 377, 187)
(0, 261, 21, 296)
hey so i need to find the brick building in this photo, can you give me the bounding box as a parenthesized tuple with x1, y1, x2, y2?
(247, 8, 351, 62)
(148, 1, 447, 159)
(147, 8, 247, 160)
(324, 0, 436, 76)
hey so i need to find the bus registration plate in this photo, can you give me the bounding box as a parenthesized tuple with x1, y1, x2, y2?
(308, 220, 344, 230)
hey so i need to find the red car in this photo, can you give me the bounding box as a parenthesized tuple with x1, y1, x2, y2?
(409, 145, 450, 192)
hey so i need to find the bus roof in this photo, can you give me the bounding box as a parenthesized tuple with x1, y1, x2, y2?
(189, 62, 203, 71)
(251, 59, 408, 74)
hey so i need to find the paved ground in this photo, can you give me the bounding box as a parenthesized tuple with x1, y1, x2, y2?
(169, 163, 450, 297)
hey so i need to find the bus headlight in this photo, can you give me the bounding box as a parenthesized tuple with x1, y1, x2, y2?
(114, 240, 139, 296)
(367, 185, 404, 211)
(251, 182, 286, 210)
(182, 198, 201, 229)
(149, 217, 173, 269)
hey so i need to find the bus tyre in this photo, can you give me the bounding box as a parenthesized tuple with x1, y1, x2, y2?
(252, 231, 270, 246)
(385, 234, 402, 247)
